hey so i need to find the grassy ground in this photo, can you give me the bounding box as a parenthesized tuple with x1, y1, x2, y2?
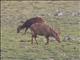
(1, 1, 80, 60)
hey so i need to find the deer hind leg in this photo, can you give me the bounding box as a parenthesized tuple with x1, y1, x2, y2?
(45, 36, 49, 45)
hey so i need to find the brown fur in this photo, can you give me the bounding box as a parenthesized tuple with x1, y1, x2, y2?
(17, 17, 45, 33)
(30, 23, 60, 45)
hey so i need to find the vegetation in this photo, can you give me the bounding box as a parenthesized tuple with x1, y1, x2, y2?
(1, 1, 80, 60)
(1, 0, 80, 1)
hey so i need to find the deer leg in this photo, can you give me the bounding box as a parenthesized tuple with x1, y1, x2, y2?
(45, 36, 49, 45)
(22, 29, 27, 35)
(31, 32, 38, 44)
(24, 28, 27, 33)
(34, 35, 38, 45)
(31, 35, 34, 44)
(23, 27, 29, 35)
(32, 34, 38, 45)
(24, 28, 27, 34)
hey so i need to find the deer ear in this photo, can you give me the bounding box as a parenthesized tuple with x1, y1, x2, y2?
(20, 21, 24, 23)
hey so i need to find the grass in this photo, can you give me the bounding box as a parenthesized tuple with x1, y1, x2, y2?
(1, 1, 80, 60)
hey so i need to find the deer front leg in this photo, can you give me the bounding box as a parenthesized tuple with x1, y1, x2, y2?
(45, 36, 49, 45)
(34, 35, 38, 45)
(31, 34, 38, 45)
(31, 35, 34, 44)
(23, 28, 27, 35)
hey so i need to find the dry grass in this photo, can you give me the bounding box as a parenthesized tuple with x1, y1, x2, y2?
(1, 1, 80, 60)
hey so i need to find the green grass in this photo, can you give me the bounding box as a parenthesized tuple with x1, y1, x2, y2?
(1, 1, 80, 60)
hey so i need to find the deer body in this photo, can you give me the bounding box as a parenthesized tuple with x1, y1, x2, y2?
(30, 23, 60, 45)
